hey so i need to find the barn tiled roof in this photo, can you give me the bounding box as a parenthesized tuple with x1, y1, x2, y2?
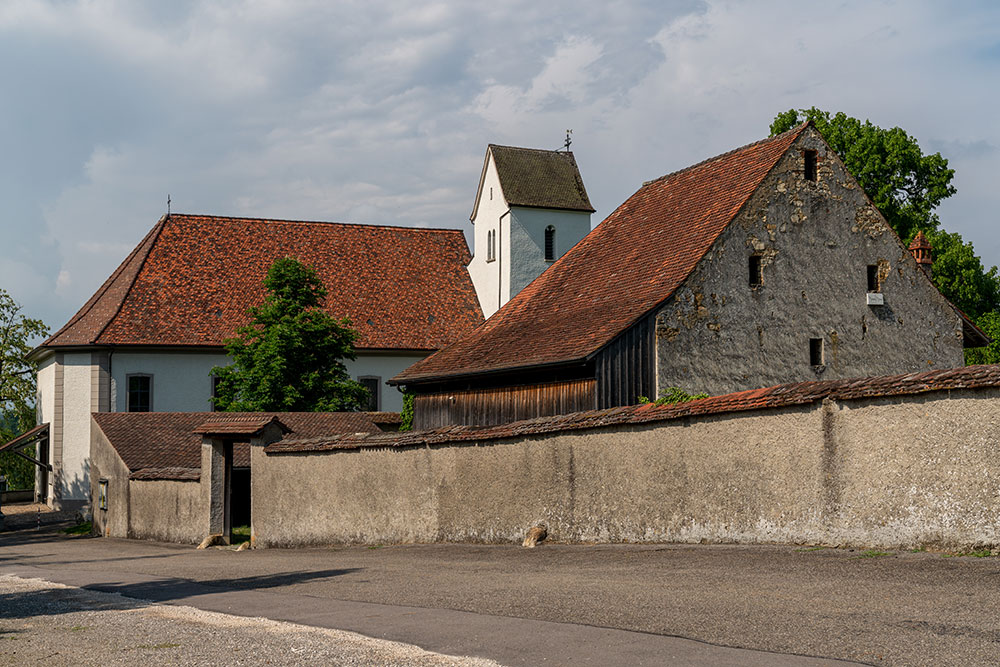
(42, 215, 483, 352)
(397, 124, 809, 384)
(92, 411, 393, 480)
(485, 145, 594, 214)
(270, 365, 1000, 453)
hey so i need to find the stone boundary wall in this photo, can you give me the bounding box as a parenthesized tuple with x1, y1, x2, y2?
(253, 385, 1000, 550)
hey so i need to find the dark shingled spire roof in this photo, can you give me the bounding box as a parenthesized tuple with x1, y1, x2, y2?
(481, 145, 595, 215)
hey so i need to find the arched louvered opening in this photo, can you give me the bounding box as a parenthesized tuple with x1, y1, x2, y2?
(544, 225, 556, 261)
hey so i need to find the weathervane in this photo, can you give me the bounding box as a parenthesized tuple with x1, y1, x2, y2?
(167, 194, 171, 216)
(564, 129, 573, 151)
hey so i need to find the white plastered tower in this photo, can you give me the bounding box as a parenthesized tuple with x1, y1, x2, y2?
(467, 144, 595, 318)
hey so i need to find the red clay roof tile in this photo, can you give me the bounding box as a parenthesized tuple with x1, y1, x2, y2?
(44, 215, 484, 352)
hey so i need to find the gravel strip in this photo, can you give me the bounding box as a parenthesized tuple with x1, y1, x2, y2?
(0, 575, 500, 666)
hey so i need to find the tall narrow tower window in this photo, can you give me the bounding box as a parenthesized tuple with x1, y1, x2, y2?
(749, 255, 763, 287)
(867, 265, 879, 292)
(809, 338, 824, 366)
(544, 225, 556, 261)
(803, 149, 818, 181)
(486, 229, 496, 262)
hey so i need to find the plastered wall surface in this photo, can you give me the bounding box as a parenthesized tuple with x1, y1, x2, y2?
(508, 207, 591, 297)
(655, 127, 964, 397)
(253, 389, 1000, 551)
(468, 154, 509, 317)
(111, 351, 231, 412)
(60, 353, 92, 502)
(343, 353, 428, 412)
(128, 479, 205, 544)
(89, 425, 130, 538)
(109, 350, 419, 413)
(35, 356, 55, 502)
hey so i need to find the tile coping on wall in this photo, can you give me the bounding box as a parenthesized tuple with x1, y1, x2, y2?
(266, 364, 1000, 454)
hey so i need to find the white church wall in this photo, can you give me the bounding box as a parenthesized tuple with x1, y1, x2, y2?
(508, 207, 592, 297)
(111, 351, 231, 413)
(61, 353, 93, 502)
(108, 349, 424, 414)
(35, 355, 55, 504)
(344, 352, 429, 412)
(468, 153, 509, 318)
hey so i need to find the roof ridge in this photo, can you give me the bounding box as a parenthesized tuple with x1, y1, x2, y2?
(642, 121, 810, 187)
(168, 213, 465, 235)
(488, 144, 576, 157)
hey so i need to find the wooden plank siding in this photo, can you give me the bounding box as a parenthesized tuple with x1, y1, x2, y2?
(593, 313, 657, 408)
(413, 379, 597, 430)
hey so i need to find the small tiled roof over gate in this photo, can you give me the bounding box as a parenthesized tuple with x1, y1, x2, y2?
(41, 215, 483, 352)
(93, 411, 393, 480)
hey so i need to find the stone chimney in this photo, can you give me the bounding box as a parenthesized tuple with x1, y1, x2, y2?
(908, 231, 933, 277)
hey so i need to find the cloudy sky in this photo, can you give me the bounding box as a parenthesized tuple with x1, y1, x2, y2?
(2, 0, 998, 332)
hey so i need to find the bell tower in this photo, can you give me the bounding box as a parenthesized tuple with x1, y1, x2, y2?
(467, 143, 595, 318)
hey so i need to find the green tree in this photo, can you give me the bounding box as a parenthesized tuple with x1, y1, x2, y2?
(211, 257, 368, 411)
(0, 288, 48, 489)
(770, 108, 955, 241)
(771, 108, 1000, 363)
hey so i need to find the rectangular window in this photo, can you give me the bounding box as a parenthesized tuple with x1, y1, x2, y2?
(749, 255, 763, 287)
(126, 374, 152, 412)
(486, 229, 496, 262)
(803, 149, 818, 181)
(867, 265, 879, 292)
(359, 376, 381, 411)
(809, 338, 824, 366)
(98, 479, 108, 511)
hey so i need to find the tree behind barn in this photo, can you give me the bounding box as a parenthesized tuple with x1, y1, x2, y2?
(771, 108, 1000, 363)
(211, 257, 369, 411)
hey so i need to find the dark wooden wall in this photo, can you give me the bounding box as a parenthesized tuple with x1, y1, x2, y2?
(413, 379, 597, 430)
(593, 314, 656, 409)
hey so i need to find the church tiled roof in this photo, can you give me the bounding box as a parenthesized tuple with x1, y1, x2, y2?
(483, 145, 594, 214)
(396, 124, 810, 384)
(41, 215, 484, 352)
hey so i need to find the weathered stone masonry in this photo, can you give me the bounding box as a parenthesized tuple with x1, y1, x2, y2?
(655, 126, 965, 396)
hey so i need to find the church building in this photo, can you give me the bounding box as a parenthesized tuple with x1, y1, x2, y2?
(16, 143, 591, 510)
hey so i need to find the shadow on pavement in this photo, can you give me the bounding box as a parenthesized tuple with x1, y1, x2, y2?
(1, 568, 361, 618)
(88, 568, 362, 604)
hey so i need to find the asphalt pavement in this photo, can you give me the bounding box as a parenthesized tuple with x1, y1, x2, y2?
(3, 524, 999, 665)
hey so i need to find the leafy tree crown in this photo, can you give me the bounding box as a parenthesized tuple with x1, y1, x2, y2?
(210, 257, 369, 412)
